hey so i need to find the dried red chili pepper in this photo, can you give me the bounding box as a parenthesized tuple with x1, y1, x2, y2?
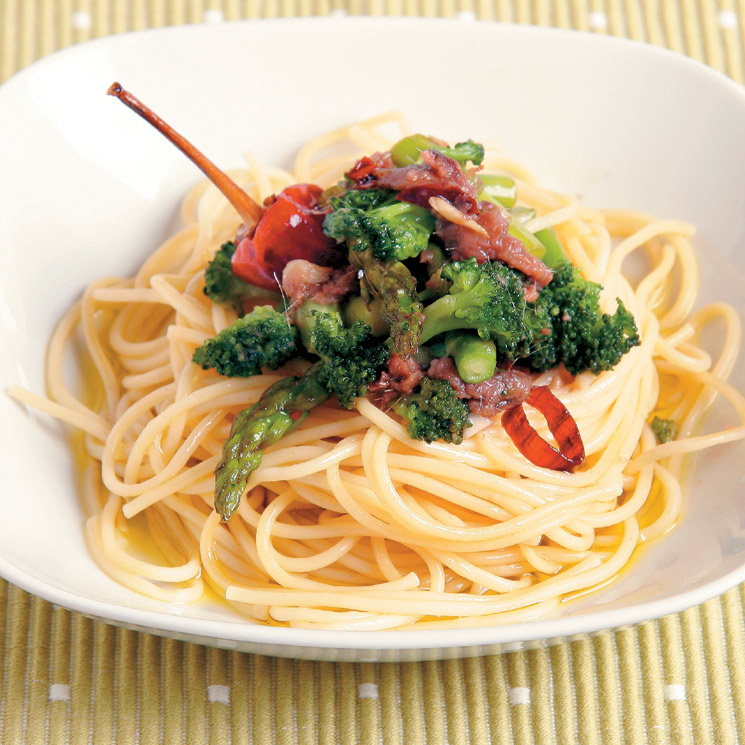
(501, 386, 585, 471)
(107, 84, 338, 292)
(231, 184, 335, 290)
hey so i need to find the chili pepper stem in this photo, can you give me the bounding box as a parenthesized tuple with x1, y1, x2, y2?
(107, 82, 263, 228)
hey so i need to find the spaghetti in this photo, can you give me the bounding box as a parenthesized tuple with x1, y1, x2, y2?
(8, 112, 745, 631)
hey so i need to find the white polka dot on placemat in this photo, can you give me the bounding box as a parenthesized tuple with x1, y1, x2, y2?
(207, 685, 230, 705)
(588, 11, 608, 30)
(664, 684, 686, 701)
(49, 684, 70, 702)
(71, 11, 91, 30)
(358, 683, 379, 700)
(203, 9, 224, 24)
(456, 10, 476, 22)
(329, 8, 347, 17)
(508, 687, 531, 705)
(718, 10, 738, 29)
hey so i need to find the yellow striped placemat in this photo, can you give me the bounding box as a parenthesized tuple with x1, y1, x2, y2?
(1, 0, 744, 84)
(4, 584, 745, 743)
(2, 2, 745, 743)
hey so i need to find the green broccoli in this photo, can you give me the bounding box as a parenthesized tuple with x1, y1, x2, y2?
(419, 258, 539, 360)
(323, 187, 435, 262)
(192, 305, 298, 377)
(390, 134, 485, 167)
(526, 261, 640, 375)
(292, 300, 389, 408)
(419, 256, 639, 378)
(651, 416, 679, 443)
(203, 242, 276, 313)
(327, 187, 393, 211)
(393, 378, 471, 444)
(308, 310, 389, 409)
(294, 299, 337, 355)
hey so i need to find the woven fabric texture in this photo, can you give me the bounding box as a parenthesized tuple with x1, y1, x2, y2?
(2, 1, 745, 743)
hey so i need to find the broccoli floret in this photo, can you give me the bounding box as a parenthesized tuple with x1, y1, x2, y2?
(418, 257, 639, 377)
(308, 310, 389, 409)
(192, 306, 298, 377)
(651, 416, 678, 443)
(323, 188, 435, 262)
(362, 201, 435, 262)
(420, 258, 538, 360)
(203, 242, 276, 313)
(438, 140, 485, 167)
(329, 188, 394, 211)
(390, 134, 485, 167)
(393, 378, 471, 444)
(294, 300, 388, 408)
(526, 261, 640, 375)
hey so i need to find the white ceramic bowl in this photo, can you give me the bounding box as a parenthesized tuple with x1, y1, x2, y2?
(1, 18, 744, 662)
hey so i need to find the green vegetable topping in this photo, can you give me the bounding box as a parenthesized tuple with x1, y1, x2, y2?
(196, 132, 646, 521)
(214, 363, 330, 521)
(350, 247, 424, 357)
(393, 378, 471, 444)
(478, 174, 517, 208)
(390, 134, 485, 167)
(292, 300, 389, 408)
(527, 261, 640, 375)
(309, 310, 389, 409)
(213, 304, 388, 520)
(444, 330, 497, 384)
(192, 306, 298, 377)
(651, 416, 679, 443)
(420, 258, 538, 361)
(323, 188, 435, 262)
(344, 295, 390, 337)
(533, 227, 567, 269)
(508, 221, 546, 261)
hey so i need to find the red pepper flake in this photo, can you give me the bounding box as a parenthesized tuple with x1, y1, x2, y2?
(501, 386, 585, 471)
(346, 156, 378, 186)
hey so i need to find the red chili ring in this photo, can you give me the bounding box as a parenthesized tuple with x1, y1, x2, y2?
(501, 386, 585, 472)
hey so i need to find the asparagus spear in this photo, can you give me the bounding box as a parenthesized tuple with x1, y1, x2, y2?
(215, 362, 330, 521)
(349, 248, 424, 357)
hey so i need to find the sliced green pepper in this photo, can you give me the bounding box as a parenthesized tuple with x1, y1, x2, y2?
(390, 135, 485, 167)
(478, 174, 517, 209)
(344, 295, 390, 337)
(445, 330, 497, 384)
(390, 134, 442, 166)
(508, 222, 546, 261)
(509, 206, 537, 225)
(534, 227, 567, 269)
